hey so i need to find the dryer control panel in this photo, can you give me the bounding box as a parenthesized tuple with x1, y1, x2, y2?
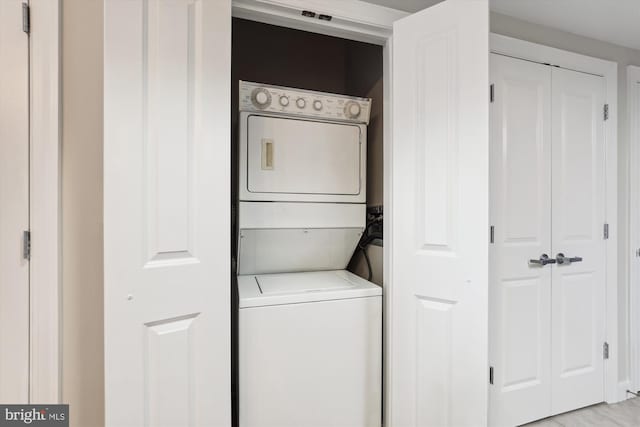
(239, 81, 372, 124)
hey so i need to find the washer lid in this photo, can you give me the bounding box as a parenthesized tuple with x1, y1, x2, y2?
(257, 271, 353, 294)
(237, 270, 381, 308)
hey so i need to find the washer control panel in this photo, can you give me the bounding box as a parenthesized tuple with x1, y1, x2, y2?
(239, 81, 372, 124)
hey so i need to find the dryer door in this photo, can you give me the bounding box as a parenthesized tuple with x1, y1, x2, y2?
(239, 113, 366, 202)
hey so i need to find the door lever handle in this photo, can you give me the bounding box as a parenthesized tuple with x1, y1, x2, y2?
(555, 253, 583, 265)
(529, 254, 556, 266)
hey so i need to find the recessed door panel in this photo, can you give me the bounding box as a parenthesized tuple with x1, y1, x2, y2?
(145, 314, 199, 427)
(489, 53, 552, 427)
(551, 67, 606, 415)
(501, 278, 544, 389)
(246, 116, 362, 196)
(556, 272, 596, 375)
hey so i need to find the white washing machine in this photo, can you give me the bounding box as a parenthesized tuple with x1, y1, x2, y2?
(238, 270, 381, 427)
(237, 81, 382, 427)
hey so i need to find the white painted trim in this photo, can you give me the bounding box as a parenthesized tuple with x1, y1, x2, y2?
(232, 0, 407, 45)
(491, 33, 620, 404)
(491, 34, 617, 79)
(628, 65, 640, 396)
(382, 36, 393, 427)
(28, 0, 60, 403)
(618, 380, 633, 401)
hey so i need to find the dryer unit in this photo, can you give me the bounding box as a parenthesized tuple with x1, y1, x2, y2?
(237, 81, 382, 427)
(238, 80, 370, 204)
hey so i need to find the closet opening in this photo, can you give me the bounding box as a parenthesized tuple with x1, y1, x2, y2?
(230, 17, 384, 427)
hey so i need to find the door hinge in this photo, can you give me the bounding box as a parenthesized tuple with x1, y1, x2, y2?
(636, 248, 640, 257)
(489, 366, 494, 385)
(604, 223, 609, 239)
(490, 84, 494, 103)
(490, 225, 495, 244)
(23, 230, 31, 260)
(604, 104, 609, 121)
(603, 342, 609, 359)
(22, 3, 30, 34)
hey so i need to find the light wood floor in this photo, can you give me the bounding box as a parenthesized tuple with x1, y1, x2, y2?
(525, 397, 640, 426)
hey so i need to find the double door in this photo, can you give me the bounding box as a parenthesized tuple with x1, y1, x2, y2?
(489, 53, 607, 426)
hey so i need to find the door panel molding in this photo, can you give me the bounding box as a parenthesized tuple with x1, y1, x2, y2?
(491, 33, 619, 405)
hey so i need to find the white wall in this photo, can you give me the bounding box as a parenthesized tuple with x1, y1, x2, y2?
(491, 11, 640, 386)
(61, 1, 104, 426)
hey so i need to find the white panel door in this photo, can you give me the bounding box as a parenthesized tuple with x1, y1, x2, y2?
(104, 1, 231, 426)
(0, 0, 30, 403)
(489, 54, 552, 427)
(390, 1, 489, 426)
(551, 67, 606, 415)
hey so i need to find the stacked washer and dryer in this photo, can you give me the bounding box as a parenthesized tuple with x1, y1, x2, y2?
(236, 81, 382, 427)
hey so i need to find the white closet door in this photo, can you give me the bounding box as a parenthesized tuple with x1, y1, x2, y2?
(0, 0, 30, 403)
(390, 0, 489, 425)
(104, 1, 231, 425)
(551, 67, 606, 415)
(489, 54, 552, 427)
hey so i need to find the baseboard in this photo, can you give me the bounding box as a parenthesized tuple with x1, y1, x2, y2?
(616, 380, 634, 402)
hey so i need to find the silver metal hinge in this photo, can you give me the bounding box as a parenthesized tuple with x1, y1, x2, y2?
(604, 104, 609, 121)
(22, 3, 30, 34)
(23, 230, 31, 260)
(490, 225, 495, 244)
(604, 223, 609, 239)
(603, 342, 609, 359)
(490, 84, 494, 103)
(489, 366, 494, 385)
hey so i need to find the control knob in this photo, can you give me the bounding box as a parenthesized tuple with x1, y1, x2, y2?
(251, 88, 272, 109)
(296, 98, 306, 109)
(313, 100, 323, 111)
(279, 96, 290, 107)
(344, 101, 361, 119)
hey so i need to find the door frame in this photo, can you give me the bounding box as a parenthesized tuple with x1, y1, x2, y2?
(628, 65, 640, 395)
(491, 33, 620, 403)
(28, 0, 61, 403)
(231, 1, 404, 424)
